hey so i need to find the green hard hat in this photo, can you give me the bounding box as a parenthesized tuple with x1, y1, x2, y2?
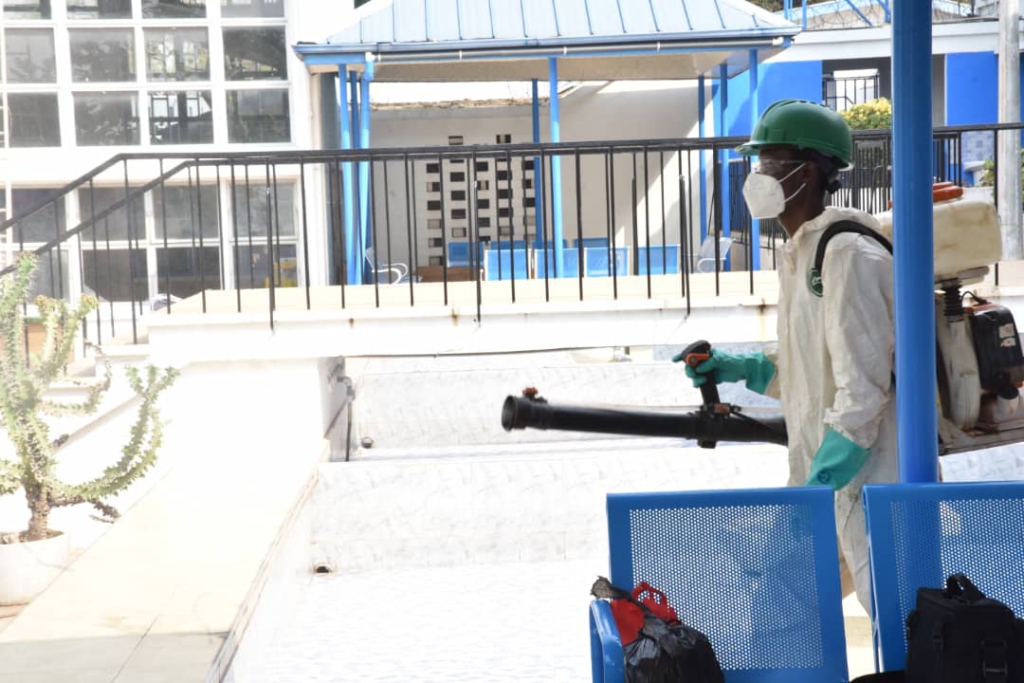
(736, 99, 854, 171)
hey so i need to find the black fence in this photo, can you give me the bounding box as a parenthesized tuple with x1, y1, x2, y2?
(0, 122, 1018, 348)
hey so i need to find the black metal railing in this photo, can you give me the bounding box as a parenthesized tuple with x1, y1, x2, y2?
(0, 122, 1019, 352)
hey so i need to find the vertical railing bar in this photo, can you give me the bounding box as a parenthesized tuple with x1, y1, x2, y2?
(403, 153, 415, 305)
(609, 150, 618, 300)
(124, 161, 138, 343)
(369, 158, 381, 308)
(575, 150, 584, 301)
(299, 162, 312, 310)
(195, 159, 207, 314)
(438, 152, 449, 306)
(471, 149, 482, 322)
(507, 148, 516, 303)
(88, 179, 102, 346)
(264, 162, 276, 330)
(229, 163, 242, 313)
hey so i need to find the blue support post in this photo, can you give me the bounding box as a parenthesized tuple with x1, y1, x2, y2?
(358, 60, 374, 283)
(699, 74, 708, 243)
(893, 0, 938, 483)
(749, 50, 760, 271)
(532, 78, 543, 250)
(549, 58, 564, 276)
(338, 68, 358, 285)
(716, 63, 730, 270)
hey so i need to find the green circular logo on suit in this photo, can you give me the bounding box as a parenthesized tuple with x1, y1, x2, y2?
(808, 268, 823, 297)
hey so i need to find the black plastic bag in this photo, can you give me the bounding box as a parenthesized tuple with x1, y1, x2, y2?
(592, 577, 725, 683)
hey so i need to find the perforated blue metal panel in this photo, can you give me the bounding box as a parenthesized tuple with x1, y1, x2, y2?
(864, 482, 1024, 672)
(606, 487, 848, 683)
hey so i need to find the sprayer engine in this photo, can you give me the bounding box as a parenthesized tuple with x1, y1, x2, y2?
(875, 184, 1024, 439)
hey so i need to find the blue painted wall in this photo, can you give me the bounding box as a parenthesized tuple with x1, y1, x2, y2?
(725, 60, 824, 137)
(946, 52, 998, 125)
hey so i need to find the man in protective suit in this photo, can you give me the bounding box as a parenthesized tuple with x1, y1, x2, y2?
(683, 99, 899, 611)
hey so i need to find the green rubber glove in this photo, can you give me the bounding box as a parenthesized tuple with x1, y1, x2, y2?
(674, 350, 776, 395)
(805, 428, 871, 491)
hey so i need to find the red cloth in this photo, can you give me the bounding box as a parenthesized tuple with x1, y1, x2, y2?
(609, 582, 679, 646)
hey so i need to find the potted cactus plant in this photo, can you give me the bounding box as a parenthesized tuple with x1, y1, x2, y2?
(0, 254, 178, 605)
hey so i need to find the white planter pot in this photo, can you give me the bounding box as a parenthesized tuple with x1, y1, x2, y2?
(0, 532, 71, 606)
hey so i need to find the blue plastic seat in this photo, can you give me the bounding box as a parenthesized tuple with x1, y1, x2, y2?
(592, 487, 849, 683)
(637, 245, 680, 275)
(863, 481, 1024, 672)
(534, 248, 580, 279)
(484, 248, 530, 281)
(584, 246, 630, 277)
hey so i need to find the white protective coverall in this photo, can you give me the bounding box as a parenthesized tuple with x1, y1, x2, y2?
(764, 206, 900, 610)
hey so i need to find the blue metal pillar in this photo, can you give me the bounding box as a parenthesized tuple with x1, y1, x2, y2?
(893, 0, 937, 483)
(699, 74, 708, 243)
(549, 58, 565, 276)
(532, 78, 543, 251)
(338, 67, 358, 285)
(716, 63, 730, 269)
(749, 49, 760, 271)
(358, 61, 374, 283)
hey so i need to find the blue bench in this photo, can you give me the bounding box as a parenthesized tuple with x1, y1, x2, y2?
(535, 248, 581, 279)
(484, 248, 530, 281)
(863, 481, 1024, 672)
(447, 241, 486, 268)
(585, 246, 630, 278)
(591, 487, 849, 683)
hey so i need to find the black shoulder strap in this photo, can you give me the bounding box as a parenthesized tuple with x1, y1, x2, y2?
(812, 219, 893, 292)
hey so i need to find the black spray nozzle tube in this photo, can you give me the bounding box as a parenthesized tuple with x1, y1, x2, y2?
(501, 395, 788, 447)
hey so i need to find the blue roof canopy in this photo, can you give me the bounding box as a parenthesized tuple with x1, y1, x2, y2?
(294, 0, 800, 81)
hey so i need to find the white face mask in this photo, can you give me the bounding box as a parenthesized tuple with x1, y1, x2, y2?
(742, 163, 807, 219)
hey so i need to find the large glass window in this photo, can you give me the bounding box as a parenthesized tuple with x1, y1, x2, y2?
(7, 94, 61, 148)
(69, 29, 136, 83)
(153, 185, 219, 239)
(11, 188, 64, 244)
(74, 92, 140, 146)
(223, 28, 286, 81)
(221, 0, 283, 17)
(78, 187, 146, 242)
(149, 91, 213, 144)
(235, 244, 295, 289)
(145, 29, 210, 81)
(2, 0, 51, 19)
(231, 183, 294, 237)
(142, 0, 206, 18)
(5, 30, 57, 84)
(226, 89, 289, 143)
(156, 246, 220, 299)
(82, 249, 148, 302)
(67, 0, 132, 19)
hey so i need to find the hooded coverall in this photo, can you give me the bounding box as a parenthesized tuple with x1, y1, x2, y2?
(765, 205, 900, 610)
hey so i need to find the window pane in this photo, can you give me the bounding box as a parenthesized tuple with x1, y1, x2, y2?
(26, 250, 71, 301)
(144, 29, 210, 82)
(221, 0, 283, 17)
(231, 183, 294, 238)
(235, 244, 296, 289)
(154, 185, 219, 239)
(78, 187, 146, 242)
(74, 93, 140, 146)
(2, 0, 51, 19)
(11, 189, 65, 244)
(227, 90, 289, 143)
(149, 91, 213, 144)
(156, 247, 220, 299)
(70, 29, 136, 83)
(67, 0, 132, 19)
(82, 249, 148, 302)
(5, 30, 56, 83)
(223, 28, 286, 81)
(7, 94, 60, 148)
(142, 0, 205, 18)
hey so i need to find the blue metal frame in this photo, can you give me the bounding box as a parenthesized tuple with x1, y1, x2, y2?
(699, 74, 708, 243)
(892, 0, 937, 483)
(549, 58, 565, 277)
(359, 61, 374, 283)
(748, 49, 760, 271)
(337, 67, 358, 285)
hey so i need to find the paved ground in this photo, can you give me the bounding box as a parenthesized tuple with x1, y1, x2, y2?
(250, 560, 875, 683)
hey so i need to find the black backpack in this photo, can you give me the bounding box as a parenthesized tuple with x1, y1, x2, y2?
(906, 573, 1024, 683)
(854, 574, 1024, 683)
